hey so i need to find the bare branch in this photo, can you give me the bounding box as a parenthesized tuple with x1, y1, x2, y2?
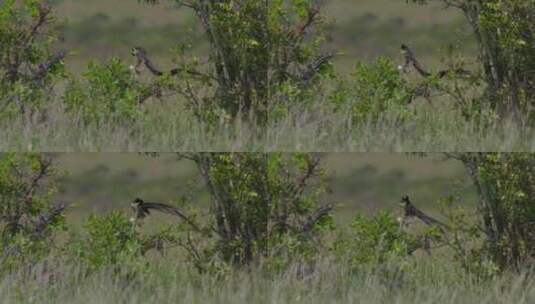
(31, 201, 66, 239)
(301, 202, 333, 234)
(32, 50, 66, 81)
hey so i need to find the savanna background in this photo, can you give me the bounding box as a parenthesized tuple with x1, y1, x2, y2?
(3, 0, 532, 151)
(2, 152, 535, 304)
(2, 152, 486, 303)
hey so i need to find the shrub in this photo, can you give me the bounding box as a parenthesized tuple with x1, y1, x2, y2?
(333, 211, 415, 268)
(331, 58, 413, 123)
(0, 153, 66, 271)
(63, 58, 148, 126)
(409, 0, 535, 123)
(172, 153, 335, 267)
(136, 0, 334, 125)
(67, 211, 142, 270)
(0, 0, 65, 116)
(451, 153, 535, 271)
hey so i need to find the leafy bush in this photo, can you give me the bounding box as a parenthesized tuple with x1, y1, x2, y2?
(331, 58, 413, 123)
(0, 0, 65, 116)
(452, 153, 535, 271)
(434, 195, 500, 279)
(174, 153, 334, 267)
(478, 0, 535, 120)
(0, 154, 66, 271)
(63, 58, 148, 125)
(68, 211, 142, 270)
(136, 0, 334, 125)
(333, 211, 414, 268)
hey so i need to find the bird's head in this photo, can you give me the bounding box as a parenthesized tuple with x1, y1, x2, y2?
(132, 197, 144, 206)
(130, 47, 146, 57)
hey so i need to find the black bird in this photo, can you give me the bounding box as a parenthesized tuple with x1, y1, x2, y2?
(401, 195, 447, 229)
(130, 46, 213, 80)
(400, 44, 430, 77)
(131, 198, 201, 231)
(131, 47, 164, 76)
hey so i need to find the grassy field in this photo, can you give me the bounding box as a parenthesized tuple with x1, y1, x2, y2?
(3, 256, 535, 304)
(2, 102, 534, 152)
(10, 254, 533, 304)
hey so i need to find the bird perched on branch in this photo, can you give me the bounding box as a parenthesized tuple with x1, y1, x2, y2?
(400, 44, 472, 79)
(130, 198, 201, 231)
(400, 44, 430, 77)
(401, 195, 447, 229)
(130, 46, 213, 81)
(131, 47, 165, 76)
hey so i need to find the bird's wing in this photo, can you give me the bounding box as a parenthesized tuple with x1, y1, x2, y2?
(143, 202, 182, 216)
(131, 47, 163, 76)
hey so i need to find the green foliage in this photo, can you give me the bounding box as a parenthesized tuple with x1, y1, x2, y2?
(181, 153, 334, 266)
(450, 153, 535, 271)
(67, 211, 142, 269)
(333, 211, 413, 268)
(409, 0, 535, 122)
(478, 0, 535, 119)
(433, 195, 500, 279)
(0, 0, 65, 116)
(63, 58, 147, 125)
(0, 153, 65, 270)
(135, 0, 332, 125)
(331, 58, 413, 123)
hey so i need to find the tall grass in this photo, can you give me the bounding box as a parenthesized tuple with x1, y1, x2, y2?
(1, 101, 534, 152)
(3, 256, 534, 303)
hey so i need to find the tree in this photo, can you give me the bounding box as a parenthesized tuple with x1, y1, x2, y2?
(450, 153, 535, 271)
(0, 0, 65, 117)
(395, 154, 535, 273)
(65, 153, 333, 271)
(409, 0, 535, 123)
(136, 0, 334, 125)
(0, 153, 66, 270)
(397, 153, 535, 273)
(169, 153, 334, 266)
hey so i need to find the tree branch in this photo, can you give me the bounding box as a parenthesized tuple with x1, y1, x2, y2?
(300, 202, 333, 234)
(31, 201, 66, 240)
(33, 50, 66, 81)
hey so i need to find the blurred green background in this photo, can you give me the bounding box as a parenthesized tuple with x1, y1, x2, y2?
(52, 0, 477, 74)
(55, 153, 477, 226)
